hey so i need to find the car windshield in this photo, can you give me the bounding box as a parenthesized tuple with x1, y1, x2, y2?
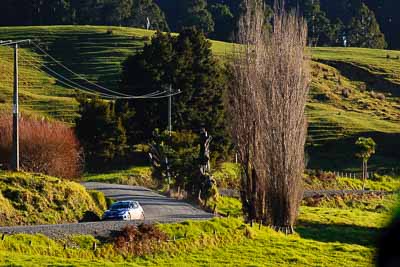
(110, 202, 130, 210)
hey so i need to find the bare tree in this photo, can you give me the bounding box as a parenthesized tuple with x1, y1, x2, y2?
(227, 0, 310, 233)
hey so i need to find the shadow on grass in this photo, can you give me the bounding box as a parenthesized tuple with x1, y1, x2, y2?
(297, 220, 380, 247)
(307, 131, 400, 172)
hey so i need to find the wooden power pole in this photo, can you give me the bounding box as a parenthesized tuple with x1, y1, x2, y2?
(11, 43, 19, 171)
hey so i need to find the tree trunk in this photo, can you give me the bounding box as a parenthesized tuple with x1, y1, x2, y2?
(362, 160, 366, 190)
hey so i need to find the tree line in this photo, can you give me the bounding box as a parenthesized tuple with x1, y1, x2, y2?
(0, 0, 399, 49)
(0, 0, 169, 31)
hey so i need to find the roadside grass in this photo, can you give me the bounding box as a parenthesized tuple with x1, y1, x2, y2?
(208, 196, 243, 217)
(0, 199, 393, 266)
(212, 162, 241, 189)
(83, 166, 155, 188)
(0, 171, 107, 226)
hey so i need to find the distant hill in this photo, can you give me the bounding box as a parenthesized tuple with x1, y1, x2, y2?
(0, 25, 398, 171)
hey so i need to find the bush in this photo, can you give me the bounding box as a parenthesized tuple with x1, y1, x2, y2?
(370, 91, 386, 100)
(0, 113, 82, 178)
(75, 96, 127, 171)
(114, 224, 167, 256)
(149, 130, 200, 189)
(372, 173, 393, 183)
(341, 88, 351, 98)
(312, 169, 337, 182)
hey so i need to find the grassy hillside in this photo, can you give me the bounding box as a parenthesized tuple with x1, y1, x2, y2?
(0, 171, 107, 226)
(308, 49, 400, 170)
(0, 26, 399, 170)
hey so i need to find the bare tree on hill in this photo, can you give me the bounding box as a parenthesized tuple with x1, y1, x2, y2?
(227, 0, 310, 234)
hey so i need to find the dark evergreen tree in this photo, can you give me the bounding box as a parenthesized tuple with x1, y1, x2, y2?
(102, 0, 133, 26)
(118, 28, 228, 159)
(347, 3, 386, 49)
(71, 0, 104, 25)
(41, 0, 71, 24)
(75, 96, 128, 170)
(208, 4, 234, 41)
(156, 0, 214, 34)
(364, 0, 400, 49)
(178, 0, 215, 34)
(127, 0, 169, 31)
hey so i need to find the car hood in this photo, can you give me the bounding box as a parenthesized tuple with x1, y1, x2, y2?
(105, 209, 128, 214)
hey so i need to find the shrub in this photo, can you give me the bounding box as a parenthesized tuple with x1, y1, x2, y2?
(359, 83, 367, 92)
(0, 113, 82, 178)
(370, 91, 386, 100)
(376, 93, 386, 100)
(75, 96, 127, 171)
(372, 173, 393, 183)
(114, 224, 168, 256)
(341, 88, 351, 98)
(306, 169, 337, 182)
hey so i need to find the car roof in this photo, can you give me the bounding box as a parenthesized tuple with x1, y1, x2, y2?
(113, 200, 139, 204)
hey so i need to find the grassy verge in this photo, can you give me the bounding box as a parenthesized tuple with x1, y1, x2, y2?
(1, 198, 394, 266)
(212, 162, 240, 189)
(0, 171, 107, 226)
(83, 166, 155, 188)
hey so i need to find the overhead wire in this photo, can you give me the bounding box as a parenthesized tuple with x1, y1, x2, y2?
(31, 41, 132, 97)
(31, 41, 180, 99)
(21, 51, 177, 99)
(20, 52, 121, 98)
(3, 43, 164, 99)
(2, 40, 182, 100)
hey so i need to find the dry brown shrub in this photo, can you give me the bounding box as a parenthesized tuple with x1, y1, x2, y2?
(114, 224, 168, 256)
(341, 88, 351, 98)
(0, 113, 82, 178)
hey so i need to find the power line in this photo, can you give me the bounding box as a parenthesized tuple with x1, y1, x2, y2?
(31, 41, 181, 99)
(2, 41, 182, 100)
(21, 51, 180, 100)
(20, 52, 121, 98)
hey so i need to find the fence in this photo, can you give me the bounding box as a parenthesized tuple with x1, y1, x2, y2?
(321, 167, 400, 179)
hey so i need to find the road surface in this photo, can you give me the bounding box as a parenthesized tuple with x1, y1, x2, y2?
(0, 182, 213, 238)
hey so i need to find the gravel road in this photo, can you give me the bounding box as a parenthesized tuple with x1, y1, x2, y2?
(0, 182, 213, 239)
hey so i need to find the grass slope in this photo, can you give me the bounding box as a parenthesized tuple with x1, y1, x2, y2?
(0, 171, 107, 226)
(0, 26, 399, 170)
(83, 166, 155, 187)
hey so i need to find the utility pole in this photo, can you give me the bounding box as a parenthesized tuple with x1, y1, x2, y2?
(11, 43, 19, 171)
(1, 39, 30, 171)
(168, 84, 172, 136)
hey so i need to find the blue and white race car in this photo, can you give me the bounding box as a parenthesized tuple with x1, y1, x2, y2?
(102, 201, 145, 221)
